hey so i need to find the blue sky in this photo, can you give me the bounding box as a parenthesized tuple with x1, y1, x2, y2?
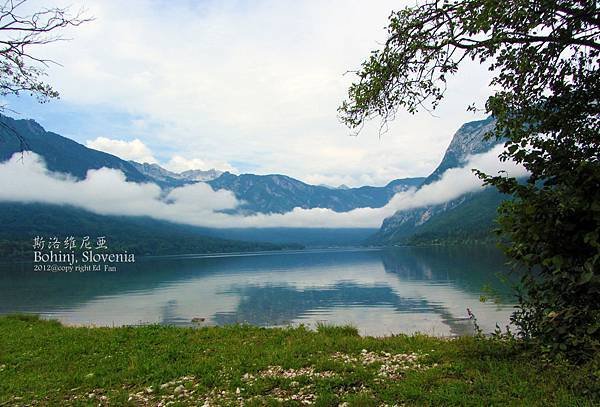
(3, 0, 493, 186)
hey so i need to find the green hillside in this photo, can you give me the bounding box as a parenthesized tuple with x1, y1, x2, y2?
(0, 203, 301, 260)
(373, 188, 508, 246)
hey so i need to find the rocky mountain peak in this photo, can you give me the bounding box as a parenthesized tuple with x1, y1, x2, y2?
(374, 116, 504, 245)
(424, 116, 497, 184)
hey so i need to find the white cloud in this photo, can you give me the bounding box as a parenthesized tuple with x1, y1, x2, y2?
(0, 147, 526, 229)
(0, 152, 238, 221)
(85, 137, 237, 172)
(85, 137, 157, 163)
(28, 0, 494, 186)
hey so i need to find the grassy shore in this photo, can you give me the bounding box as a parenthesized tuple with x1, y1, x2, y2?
(0, 315, 598, 406)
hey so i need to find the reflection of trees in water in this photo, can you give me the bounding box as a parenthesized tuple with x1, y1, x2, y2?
(213, 282, 474, 336)
(380, 246, 514, 300)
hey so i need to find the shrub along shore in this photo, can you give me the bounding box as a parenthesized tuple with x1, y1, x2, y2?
(0, 315, 598, 406)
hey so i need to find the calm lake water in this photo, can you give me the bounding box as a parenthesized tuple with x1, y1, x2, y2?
(0, 246, 516, 336)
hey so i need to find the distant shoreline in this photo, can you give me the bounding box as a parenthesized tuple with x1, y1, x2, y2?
(0, 242, 506, 265)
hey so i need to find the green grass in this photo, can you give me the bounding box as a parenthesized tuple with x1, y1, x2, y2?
(0, 315, 598, 406)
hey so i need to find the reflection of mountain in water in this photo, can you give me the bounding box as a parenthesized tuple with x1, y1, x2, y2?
(215, 282, 428, 325)
(212, 282, 475, 336)
(0, 247, 514, 335)
(0, 250, 383, 314)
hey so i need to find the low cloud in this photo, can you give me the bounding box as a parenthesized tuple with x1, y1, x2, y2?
(0, 146, 526, 229)
(86, 137, 157, 164)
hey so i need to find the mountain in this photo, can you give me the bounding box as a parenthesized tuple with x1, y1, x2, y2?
(423, 116, 497, 184)
(129, 161, 222, 185)
(0, 115, 151, 184)
(132, 161, 425, 214)
(0, 115, 222, 189)
(131, 161, 423, 214)
(180, 168, 223, 181)
(0, 112, 510, 250)
(0, 113, 423, 253)
(128, 162, 189, 186)
(207, 172, 424, 214)
(373, 116, 507, 245)
(0, 114, 424, 215)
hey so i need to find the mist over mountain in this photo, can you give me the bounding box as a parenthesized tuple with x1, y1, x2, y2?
(0, 114, 424, 215)
(372, 117, 508, 245)
(0, 113, 509, 250)
(207, 172, 424, 214)
(0, 114, 417, 252)
(131, 161, 424, 214)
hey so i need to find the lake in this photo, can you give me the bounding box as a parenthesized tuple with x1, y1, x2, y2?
(0, 246, 516, 336)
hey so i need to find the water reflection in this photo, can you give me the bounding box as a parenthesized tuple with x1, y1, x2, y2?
(0, 246, 515, 336)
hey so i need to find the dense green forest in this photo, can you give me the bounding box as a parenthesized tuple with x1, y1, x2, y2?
(0, 203, 301, 260)
(401, 189, 506, 245)
(368, 188, 506, 246)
